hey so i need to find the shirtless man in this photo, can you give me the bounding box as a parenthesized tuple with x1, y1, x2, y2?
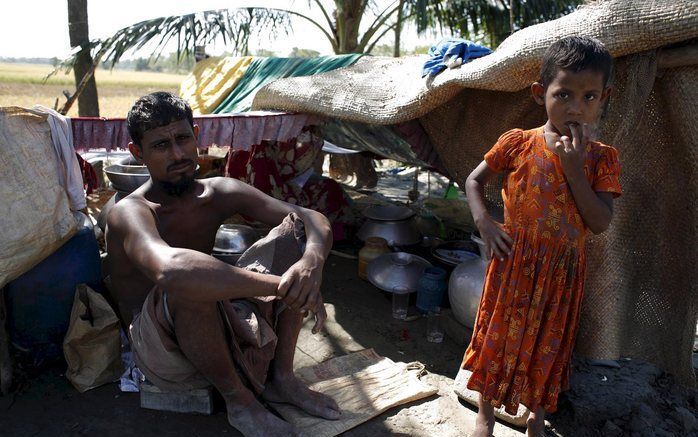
(105, 92, 340, 436)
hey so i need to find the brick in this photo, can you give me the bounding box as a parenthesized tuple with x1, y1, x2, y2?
(140, 381, 215, 415)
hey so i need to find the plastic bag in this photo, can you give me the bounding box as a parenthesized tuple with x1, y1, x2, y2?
(63, 284, 123, 392)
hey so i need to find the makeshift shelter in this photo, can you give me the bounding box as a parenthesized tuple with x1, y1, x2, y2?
(251, 0, 698, 385)
(179, 54, 439, 169)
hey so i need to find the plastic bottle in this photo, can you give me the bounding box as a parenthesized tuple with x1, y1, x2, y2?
(358, 237, 391, 280)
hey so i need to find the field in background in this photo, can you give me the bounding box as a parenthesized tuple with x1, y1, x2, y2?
(0, 63, 186, 117)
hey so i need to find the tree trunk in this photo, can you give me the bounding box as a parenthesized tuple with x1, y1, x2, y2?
(67, 0, 99, 116)
(393, 0, 405, 57)
(334, 0, 364, 54)
(328, 1, 377, 188)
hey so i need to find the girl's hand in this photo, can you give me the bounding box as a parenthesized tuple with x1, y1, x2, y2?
(475, 215, 513, 261)
(555, 123, 590, 178)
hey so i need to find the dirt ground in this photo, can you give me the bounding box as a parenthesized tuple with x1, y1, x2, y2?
(1, 168, 696, 436)
(0, 253, 517, 437)
(3, 252, 696, 436)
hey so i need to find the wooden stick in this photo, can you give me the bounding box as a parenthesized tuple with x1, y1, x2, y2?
(0, 287, 13, 395)
(59, 50, 105, 116)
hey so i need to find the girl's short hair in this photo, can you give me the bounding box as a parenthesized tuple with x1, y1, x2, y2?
(127, 92, 194, 147)
(539, 36, 613, 88)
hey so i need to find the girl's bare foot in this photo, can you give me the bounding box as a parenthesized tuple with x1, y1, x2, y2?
(225, 390, 299, 437)
(262, 374, 341, 420)
(526, 406, 546, 437)
(473, 412, 495, 437)
(474, 395, 495, 437)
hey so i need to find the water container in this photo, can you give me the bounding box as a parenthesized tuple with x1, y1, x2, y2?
(416, 267, 447, 313)
(5, 224, 102, 363)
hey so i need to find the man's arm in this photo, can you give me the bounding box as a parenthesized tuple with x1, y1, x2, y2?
(216, 178, 332, 332)
(107, 198, 282, 302)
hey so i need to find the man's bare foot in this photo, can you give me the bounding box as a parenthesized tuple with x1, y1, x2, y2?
(225, 391, 299, 437)
(263, 374, 341, 420)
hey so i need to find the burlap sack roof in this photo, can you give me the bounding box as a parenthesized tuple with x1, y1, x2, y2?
(252, 0, 698, 123)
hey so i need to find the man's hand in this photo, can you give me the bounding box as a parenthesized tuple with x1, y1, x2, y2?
(475, 215, 512, 261)
(556, 123, 589, 179)
(277, 250, 327, 333)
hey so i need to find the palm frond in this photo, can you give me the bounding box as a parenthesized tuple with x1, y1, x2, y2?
(58, 8, 292, 72)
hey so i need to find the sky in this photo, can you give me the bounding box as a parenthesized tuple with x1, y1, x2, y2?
(1, 0, 439, 60)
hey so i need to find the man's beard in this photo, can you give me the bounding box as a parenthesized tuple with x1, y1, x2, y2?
(159, 174, 195, 197)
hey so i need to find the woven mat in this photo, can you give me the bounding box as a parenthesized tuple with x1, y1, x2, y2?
(270, 349, 437, 437)
(253, 0, 698, 124)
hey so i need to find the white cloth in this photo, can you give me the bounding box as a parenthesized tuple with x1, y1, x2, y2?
(31, 105, 86, 211)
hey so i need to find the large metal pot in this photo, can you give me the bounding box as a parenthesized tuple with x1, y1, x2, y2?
(357, 205, 421, 247)
(211, 224, 259, 265)
(366, 252, 432, 293)
(448, 249, 488, 328)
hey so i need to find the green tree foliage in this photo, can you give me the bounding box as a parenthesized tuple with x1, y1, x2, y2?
(61, 0, 582, 72)
(419, 0, 583, 48)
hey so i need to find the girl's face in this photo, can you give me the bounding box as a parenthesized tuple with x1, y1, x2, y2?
(531, 68, 611, 138)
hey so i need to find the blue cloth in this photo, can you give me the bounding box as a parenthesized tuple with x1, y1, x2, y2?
(422, 38, 492, 78)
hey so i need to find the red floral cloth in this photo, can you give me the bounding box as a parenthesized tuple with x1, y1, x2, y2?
(225, 128, 353, 239)
(75, 152, 99, 195)
(462, 127, 622, 414)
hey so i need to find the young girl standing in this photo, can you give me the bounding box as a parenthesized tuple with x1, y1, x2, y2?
(462, 36, 622, 437)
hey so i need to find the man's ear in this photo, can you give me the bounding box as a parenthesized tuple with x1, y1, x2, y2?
(193, 123, 200, 138)
(128, 141, 143, 163)
(531, 82, 545, 105)
(600, 86, 613, 103)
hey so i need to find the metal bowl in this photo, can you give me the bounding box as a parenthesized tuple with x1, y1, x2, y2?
(431, 240, 480, 267)
(104, 164, 150, 193)
(366, 252, 432, 293)
(213, 224, 259, 254)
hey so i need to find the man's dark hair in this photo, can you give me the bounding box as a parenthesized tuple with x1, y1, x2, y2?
(127, 92, 194, 147)
(539, 36, 613, 88)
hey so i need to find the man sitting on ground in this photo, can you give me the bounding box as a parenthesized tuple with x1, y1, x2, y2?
(105, 92, 340, 436)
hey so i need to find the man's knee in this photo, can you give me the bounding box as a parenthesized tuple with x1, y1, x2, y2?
(167, 294, 219, 319)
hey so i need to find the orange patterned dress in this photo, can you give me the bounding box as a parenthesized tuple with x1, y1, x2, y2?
(462, 127, 622, 414)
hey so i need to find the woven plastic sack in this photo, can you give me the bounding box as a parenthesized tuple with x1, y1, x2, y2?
(0, 107, 76, 288)
(63, 284, 123, 392)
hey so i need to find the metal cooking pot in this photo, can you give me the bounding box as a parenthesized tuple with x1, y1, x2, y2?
(213, 224, 259, 255)
(357, 205, 421, 247)
(448, 249, 488, 328)
(366, 252, 432, 293)
(212, 252, 243, 265)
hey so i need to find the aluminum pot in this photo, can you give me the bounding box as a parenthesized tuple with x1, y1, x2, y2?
(212, 252, 242, 265)
(448, 250, 488, 328)
(366, 252, 432, 293)
(213, 224, 259, 255)
(357, 205, 421, 247)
